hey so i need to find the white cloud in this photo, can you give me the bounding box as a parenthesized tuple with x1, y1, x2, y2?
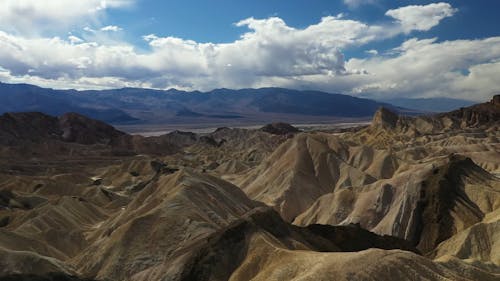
(84, 27, 96, 33)
(68, 35, 84, 44)
(0, 31, 141, 80)
(344, 37, 500, 101)
(101, 25, 123, 32)
(0, 0, 133, 34)
(386, 2, 457, 33)
(0, 15, 384, 89)
(0, 7, 429, 88)
(1, 3, 498, 101)
(452, 61, 500, 97)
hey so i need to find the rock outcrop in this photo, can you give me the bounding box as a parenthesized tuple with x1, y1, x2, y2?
(0, 96, 499, 281)
(260, 122, 300, 135)
(371, 107, 399, 129)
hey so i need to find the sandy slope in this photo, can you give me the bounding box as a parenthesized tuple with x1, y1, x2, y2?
(0, 96, 499, 280)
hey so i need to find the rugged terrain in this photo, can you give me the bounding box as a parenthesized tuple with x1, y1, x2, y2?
(0, 96, 499, 280)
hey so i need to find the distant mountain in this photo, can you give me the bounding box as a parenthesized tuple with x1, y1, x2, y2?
(0, 111, 127, 146)
(0, 82, 403, 125)
(379, 97, 475, 112)
(0, 83, 138, 124)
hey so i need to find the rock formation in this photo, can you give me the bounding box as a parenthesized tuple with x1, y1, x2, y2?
(0, 96, 499, 280)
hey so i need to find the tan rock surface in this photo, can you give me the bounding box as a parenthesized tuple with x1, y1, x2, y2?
(0, 97, 499, 280)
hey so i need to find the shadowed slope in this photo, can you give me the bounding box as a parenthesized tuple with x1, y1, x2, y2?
(0, 97, 498, 280)
(292, 148, 500, 253)
(234, 133, 379, 222)
(179, 208, 496, 281)
(72, 170, 418, 281)
(72, 170, 260, 281)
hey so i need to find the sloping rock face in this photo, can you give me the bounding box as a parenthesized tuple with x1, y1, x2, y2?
(492, 94, 500, 105)
(4, 158, 494, 281)
(0, 96, 499, 281)
(0, 112, 181, 156)
(0, 112, 128, 146)
(238, 132, 500, 252)
(234, 133, 379, 221)
(71, 170, 260, 281)
(0, 112, 61, 145)
(69, 169, 414, 281)
(59, 113, 127, 145)
(230, 96, 500, 270)
(371, 107, 399, 129)
(430, 208, 500, 267)
(443, 95, 500, 127)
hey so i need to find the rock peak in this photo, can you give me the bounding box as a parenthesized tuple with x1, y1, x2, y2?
(372, 107, 399, 129)
(260, 122, 300, 135)
(491, 94, 500, 105)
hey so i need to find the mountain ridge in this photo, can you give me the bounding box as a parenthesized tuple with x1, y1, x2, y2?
(0, 95, 498, 280)
(0, 82, 405, 125)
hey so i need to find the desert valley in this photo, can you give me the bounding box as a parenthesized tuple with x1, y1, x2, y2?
(0, 92, 498, 280)
(1, 1, 500, 280)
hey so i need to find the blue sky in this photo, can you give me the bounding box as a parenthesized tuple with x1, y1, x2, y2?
(0, 0, 499, 101)
(114, 1, 499, 47)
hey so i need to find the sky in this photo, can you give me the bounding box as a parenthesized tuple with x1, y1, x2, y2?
(0, 0, 499, 101)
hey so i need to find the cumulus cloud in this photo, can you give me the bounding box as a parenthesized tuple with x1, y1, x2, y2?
(345, 37, 500, 100)
(0, 0, 133, 34)
(386, 2, 457, 33)
(0, 30, 143, 80)
(0, 14, 385, 89)
(1, 2, 498, 101)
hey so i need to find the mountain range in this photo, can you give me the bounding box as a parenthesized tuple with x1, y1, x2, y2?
(1, 82, 477, 129)
(0, 82, 414, 126)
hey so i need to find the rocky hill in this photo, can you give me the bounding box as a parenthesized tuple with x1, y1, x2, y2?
(0, 96, 499, 280)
